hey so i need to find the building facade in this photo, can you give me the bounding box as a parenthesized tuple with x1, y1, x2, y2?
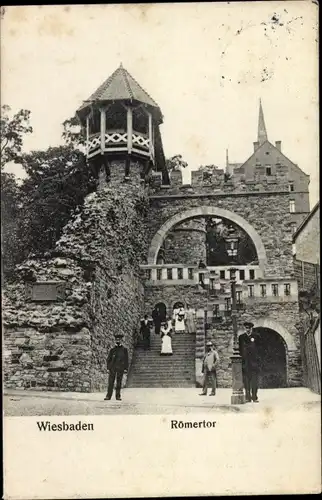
(3, 66, 309, 392)
(226, 100, 311, 231)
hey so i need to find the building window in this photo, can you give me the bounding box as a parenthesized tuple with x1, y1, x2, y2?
(213, 304, 219, 317)
(225, 297, 231, 311)
(157, 269, 162, 280)
(178, 268, 183, 280)
(236, 291, 242, 304)
(266, 166, 272, 176)
(167, 268, 173, 280)
(260, 284, 267, 297)
(188, 268, 194, 280)
(248, 285, 254, 297)
(289, 182, 294, 192)
(272, 284, 279, 296)
(284, 283, 291, 296)
(209, 278, 215, 290)
(249, 269, 255, 280)
(220, 270, 225, 279)
(289, 200, 295, 213)
(239, 269, 245, 280)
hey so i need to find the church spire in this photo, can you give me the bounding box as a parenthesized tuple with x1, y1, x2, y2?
(258, 98, 268, 145)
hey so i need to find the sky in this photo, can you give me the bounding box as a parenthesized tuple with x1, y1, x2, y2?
(1, 2, 319, 207)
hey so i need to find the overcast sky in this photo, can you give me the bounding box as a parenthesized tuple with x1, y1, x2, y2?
(1, 2, 319, 207)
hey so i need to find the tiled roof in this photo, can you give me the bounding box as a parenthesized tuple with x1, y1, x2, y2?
(77, 64, 160, 112)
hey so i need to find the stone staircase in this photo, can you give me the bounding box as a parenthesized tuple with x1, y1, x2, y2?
(127, 331, 196, 387)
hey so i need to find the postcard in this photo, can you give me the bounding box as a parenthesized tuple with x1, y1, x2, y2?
(2, 2, 320, 498)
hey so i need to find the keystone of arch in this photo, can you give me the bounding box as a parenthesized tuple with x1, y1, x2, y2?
(147, 206, 267, 271)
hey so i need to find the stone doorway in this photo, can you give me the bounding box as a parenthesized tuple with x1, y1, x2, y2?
(155, 302, 167, 322)
(253, 327, 288, 388)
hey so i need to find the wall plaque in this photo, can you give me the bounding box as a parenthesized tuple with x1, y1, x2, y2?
(25, 281, 66, 302)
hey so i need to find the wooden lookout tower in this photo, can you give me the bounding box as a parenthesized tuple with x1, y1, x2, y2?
(76, 64, 168, 183)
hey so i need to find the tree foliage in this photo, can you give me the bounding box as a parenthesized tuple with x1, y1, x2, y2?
(17, 146, 96, 260)
(62, 115, 85, 149)
(165, 154, 188, 172)
(1, 171, 23, 277)
(1, 105, 33, 167)
(1, 105, 33, 278)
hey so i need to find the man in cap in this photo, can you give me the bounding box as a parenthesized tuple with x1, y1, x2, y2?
(199, 340, 220, 396)
(238, 321, 260, 403)
(104, 333, 129, 401)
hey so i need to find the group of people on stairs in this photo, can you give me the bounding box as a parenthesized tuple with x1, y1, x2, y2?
(139, 303, 197, 356)
(103, 320, 260, 403)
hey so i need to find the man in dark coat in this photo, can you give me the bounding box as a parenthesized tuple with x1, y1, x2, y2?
(104, 334, 129, 401)
(152, 306, 162, 335)
(140, 314, 152, 350)
(238, 322, 261, 403)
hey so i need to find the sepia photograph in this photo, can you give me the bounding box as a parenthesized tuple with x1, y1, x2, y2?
(2, 2, 320, 498)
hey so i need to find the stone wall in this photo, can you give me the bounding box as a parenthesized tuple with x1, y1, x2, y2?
(162, 218, 207, 265)
(144, 284, 302, 388)
(147, 192, 293, 277)
(3, 160, 147, 392)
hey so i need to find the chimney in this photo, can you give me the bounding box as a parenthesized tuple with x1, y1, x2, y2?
(275, 140, 282, 151)
(253, 141, 259, 152)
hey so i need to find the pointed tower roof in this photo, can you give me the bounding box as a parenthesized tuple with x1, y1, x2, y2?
(258, 99, 268, 145)
(77, 64, 162, 121)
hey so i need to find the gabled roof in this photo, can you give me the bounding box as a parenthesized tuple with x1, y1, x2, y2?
(293, 201, 320, 242)
(240, 139, 310, 178)
(77, 64, 161, 116)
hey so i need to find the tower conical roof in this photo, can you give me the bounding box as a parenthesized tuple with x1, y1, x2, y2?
(258, 99, 268, 145)
(77, 64, 161, 120)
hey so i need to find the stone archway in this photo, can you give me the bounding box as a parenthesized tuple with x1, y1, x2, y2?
(234, 319, 297, 388)
(251, 319, 297, 352)
(147, 206, 267, 272)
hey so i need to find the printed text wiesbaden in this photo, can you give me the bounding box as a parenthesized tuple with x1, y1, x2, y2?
(37, 421, 94, 431)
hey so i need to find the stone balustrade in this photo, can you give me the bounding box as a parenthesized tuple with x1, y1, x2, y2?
(140, 264, 262, 285)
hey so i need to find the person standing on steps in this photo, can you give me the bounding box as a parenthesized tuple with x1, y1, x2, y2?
(152, 306, 162, 336)
(104, 333, 129, 401)
(199, 341, 219, 396)
(185, 304, 196, 334)
(160, 320, 173, 356)
(140, 314, 152, 350)
(238, 321, 260, 403)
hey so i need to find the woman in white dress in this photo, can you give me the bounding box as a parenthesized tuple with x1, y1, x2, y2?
(160, 320, 173, 355)
(174, 306, 186, 333)
(185, 304, 196, 334)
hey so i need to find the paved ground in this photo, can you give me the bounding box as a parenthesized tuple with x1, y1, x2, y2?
(4, 387, 321, 416)
(4, 387, 321, 497)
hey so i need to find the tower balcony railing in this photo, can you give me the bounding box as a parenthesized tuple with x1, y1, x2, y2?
(87, 129, 153, 160)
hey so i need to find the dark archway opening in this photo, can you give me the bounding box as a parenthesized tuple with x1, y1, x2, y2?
(254, 327, 287, 388)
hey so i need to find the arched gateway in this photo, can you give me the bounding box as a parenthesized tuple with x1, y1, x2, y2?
(235, 319, 297, 388)
(147, 206, 267, 272)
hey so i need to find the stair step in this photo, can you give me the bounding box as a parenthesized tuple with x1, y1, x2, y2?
(128, 336, 196, 388)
